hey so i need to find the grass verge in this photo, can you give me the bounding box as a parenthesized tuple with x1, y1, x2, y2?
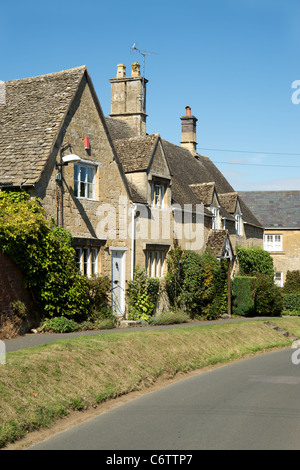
(0, 319, 295, 448)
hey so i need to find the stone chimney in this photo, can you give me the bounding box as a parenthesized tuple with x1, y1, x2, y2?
(109, 62, 148, 136)
(180, 106, 198, 155)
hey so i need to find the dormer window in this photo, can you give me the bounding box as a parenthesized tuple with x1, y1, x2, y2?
(151, 182, 166, 208)
(235, 213, 243, 236)
(210, 205, 220, 229)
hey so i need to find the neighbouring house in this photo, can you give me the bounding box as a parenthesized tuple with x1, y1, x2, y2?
(239, 191, 300, 286)
(0, 62, 263, 316)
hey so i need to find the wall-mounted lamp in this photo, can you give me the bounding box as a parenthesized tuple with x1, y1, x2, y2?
(56, 153, 81, 169)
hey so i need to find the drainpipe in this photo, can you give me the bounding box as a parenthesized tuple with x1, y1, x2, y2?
(131, 204, 138, 280)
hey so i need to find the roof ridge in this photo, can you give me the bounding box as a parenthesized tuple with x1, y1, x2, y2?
(5, 65, 87, 83)
(114, 133, 159, 143)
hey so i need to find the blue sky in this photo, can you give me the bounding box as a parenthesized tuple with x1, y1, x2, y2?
(1, 0, 300, 191)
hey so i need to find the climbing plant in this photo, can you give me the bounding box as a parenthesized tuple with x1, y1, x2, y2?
(166, 248, 227, 319)
(0, 191, 89, 319)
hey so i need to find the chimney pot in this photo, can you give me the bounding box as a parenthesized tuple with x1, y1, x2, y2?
(185, 106, 191, 116)
(116, 64, 126, 78)
(131, 62, 141, 77)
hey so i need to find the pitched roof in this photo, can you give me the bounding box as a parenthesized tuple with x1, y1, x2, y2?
(113, 134, 159, 173)
(0, 66, 87, 187)
(189, 182, 216, 206)
(218, 192, 239, 214)
(105, 117, 137, 141)
(206, 229, 234, 258)
(239, 191, 300, 229)
(161, 139, 262, 226)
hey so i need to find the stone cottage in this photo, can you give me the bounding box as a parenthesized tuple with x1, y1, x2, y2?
(0, 63, 263, 315)
(239, 191, 300, 286)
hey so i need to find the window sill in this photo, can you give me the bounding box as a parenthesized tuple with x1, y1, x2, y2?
(75, 196, 97, 202)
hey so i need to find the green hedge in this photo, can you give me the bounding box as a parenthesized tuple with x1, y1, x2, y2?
(232, 274, 283, 317)
(283, 293, 300, 311)
(283, 270, 300, 293)
(232, 276, 257, 316)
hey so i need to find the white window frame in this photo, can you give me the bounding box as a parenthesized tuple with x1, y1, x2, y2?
(145, 250, 166, 278)
(74, 163, 96, 200)
(151, 183, 165, 208)
(210, 205, 220, 230)
(75, 247, 99, 277)
(235, 214, 243, 236)
(274, 271, 283, 287)
(264, 234, 282, 252)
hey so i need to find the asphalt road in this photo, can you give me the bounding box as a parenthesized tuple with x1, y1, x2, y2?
(28, 347, 300, 451)
(4, 317, 272, 352)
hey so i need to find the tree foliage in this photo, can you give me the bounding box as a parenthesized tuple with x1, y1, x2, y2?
(0, 191, 89, 319)
(236, 245, 274, 278)
(283, 270, 300, 293)
(166, 248, 227, 319)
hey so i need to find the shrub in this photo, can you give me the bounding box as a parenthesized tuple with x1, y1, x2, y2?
(40, 317, 80, 333)
(149, 309, 190, 325)
(283, 271, 300, 293)
(12, 300, 27, 318)
(254, 274, 283, 317)
(0, 191, 90, 320)
(232, 276, 257, 316)
(166, 248, 228, 319)
(126, 267, 158, 321)
(236, 245, 275, 278)
(86, 276, 111, 313)
(282, 310, 300, 317)
(283, 293, 300, 312)
(96, 317, 116, 330)
(147, 277, 160, 306)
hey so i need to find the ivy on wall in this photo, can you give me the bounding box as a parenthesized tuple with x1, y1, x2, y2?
(0, 191, 89, 319)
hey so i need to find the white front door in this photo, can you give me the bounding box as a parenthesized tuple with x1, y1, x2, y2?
(111, 249, 126, 316)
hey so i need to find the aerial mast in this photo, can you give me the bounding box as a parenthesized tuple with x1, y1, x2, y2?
(130, 43, 158, 112)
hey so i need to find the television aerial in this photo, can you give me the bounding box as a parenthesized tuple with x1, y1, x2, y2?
(130, 43, 158, 79)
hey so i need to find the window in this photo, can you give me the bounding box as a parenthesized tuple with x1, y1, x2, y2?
(74, 164, 95, 199)
(235, 214, 243, 236)
(264, 234, 282, 252)
(274, 271, 283, 287)
(75, 247, 98, 277)
(210, 206, 220, 230)
(145, 250, 166, 278)
(151, 183, 165, 208)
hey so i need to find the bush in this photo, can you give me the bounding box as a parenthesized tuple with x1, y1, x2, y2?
(96, 317, 116, 330)
(0, 191, 90, 320)
(166, 248, 227, 319)
(149, 309, 190, 325)
(232, 276, 257, 316)
(86, 276, 111, 313)
(283, 293, 300, 312)
(282, 310, 300, 317)
(283, 271, 300, 293)
(40, 317, 80, 333)
(254, 274, 283, 317)
(126, 267, 159, 321)
(236, 245, 275, 278)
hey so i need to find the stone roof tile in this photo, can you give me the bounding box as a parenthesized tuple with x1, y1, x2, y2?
(0, 66, 86, 187)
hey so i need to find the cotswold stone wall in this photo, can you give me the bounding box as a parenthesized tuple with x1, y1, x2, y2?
(266, 229, 300, 283)
(34, 75, 131, 281)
